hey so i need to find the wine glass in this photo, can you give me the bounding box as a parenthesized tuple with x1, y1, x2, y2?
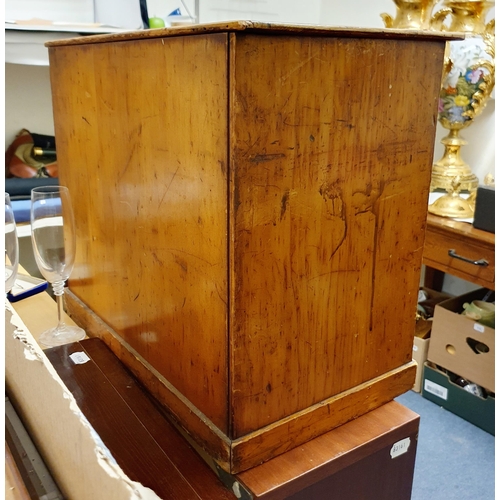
(31, 186, 85, 347)
(5, 193, 19, 294)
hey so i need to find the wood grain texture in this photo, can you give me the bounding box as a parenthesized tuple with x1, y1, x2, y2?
(229, 34, 444, 436)
(65, 289, 416, 473)
(63, 289, 231, 465)
(423, 214, 495, 289)
(44, 337, 418, 500)
(229, 361, 417, 471)
(284, 435, 417, 500)
(50, 33, 230, 433)
(49, 27, 446, 472)
(236, 401, 419, 499)
(44, 20, 459, 48)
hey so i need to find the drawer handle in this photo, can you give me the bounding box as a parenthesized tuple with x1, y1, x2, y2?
(448, 249, 489, 267)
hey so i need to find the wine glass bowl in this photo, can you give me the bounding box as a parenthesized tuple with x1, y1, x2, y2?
(5, 193, 19, 294)
(31, 186, 85, 347)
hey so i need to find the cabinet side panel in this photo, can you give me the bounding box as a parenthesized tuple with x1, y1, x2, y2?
(230, 34, 444, 436)
(49, 34, 229, 432)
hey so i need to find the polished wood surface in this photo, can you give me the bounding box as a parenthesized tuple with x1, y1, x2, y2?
(423, 213, 495, 290)
(50, 32, 230, 434)
(44, 338, 235, 500)
(6, 300, 142, 500)
(45, 20, 458, 48)
(228, 33, 439, 438)
(45, 337, 419, 500)
(238, 402, 419, 500)
(49, 26, 446, 472)
(65, 288, 416, 472)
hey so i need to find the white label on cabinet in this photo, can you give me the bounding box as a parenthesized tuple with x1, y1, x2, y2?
(69, 351, 91, 365)
(424, 379, 448, 400)
(390, 437, 411, 459)
(474, 323, 485, 333)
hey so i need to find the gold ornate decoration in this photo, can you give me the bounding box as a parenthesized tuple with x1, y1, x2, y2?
(381, 0, 442, 29)
(381, 0, 495, 219)
(428, 176, 474, 217)
(429, 0, 495, 214)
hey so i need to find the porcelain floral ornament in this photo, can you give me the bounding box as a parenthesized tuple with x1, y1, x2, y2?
(428, 22, 495, 197)
(438, 35, 495, 128)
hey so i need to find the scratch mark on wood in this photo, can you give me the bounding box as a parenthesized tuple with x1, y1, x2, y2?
(151, 252, 164, 267)
(250, 153, 286, 164)
(253, 184, 281, 190)
(371, 116, 396, 136)
(117, 125, 142, 183)
(214, 283, 227, 306)
(167, 248, 214, 266)
(280, 190, 290, 220)
(175, 256, 188, 273)
(335, 119, 355, 129)
(329, 223, 347, 261)
(279, 52, 320, 84)
(159, 165, 180, 208)
(118, 148, 135, 182)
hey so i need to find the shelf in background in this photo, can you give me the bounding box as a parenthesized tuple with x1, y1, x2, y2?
(5, 24, 137, 65)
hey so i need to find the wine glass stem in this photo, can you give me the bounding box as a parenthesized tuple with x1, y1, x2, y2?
(53, 280, 66, 330)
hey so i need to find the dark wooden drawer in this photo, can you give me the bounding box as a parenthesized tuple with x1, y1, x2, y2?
(423, 214, 495, 289)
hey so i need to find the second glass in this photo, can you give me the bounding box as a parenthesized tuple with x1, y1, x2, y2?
(5, 193, 19, 294)
(31, 186, 85, 347)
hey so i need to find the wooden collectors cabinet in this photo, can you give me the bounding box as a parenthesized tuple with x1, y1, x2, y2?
(47, 22, 449, 473)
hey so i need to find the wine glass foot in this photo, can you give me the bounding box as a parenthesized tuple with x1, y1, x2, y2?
(39, 325, 86, 347)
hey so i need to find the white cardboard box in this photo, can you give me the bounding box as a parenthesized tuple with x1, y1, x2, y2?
(5, 299, 160, 499)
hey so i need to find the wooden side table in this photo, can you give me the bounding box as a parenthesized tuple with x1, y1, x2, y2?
(423, 213, 495, 290)
(44, 337, 419, 500)
(6, 281, 420, 499)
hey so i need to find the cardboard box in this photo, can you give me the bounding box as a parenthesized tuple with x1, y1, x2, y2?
(412, 288, 452, 393)
(412, 333, 430, 393)
(422, 363, 495, 435)
(5, 301, 160, 499)
(427, 288, 495, 392)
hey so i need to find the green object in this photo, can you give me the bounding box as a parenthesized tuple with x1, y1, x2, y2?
(422, 363, 495, 435)
(149, 16, 165, 29)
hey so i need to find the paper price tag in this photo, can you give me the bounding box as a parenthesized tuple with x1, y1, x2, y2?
(69, 352, 91, 365)
(474, 323, 485, 333)
(390, 437, 411, 459)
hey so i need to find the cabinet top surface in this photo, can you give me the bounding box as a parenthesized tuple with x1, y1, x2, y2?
(45, 20, 461, 48)
(426, 213, 495, 246)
